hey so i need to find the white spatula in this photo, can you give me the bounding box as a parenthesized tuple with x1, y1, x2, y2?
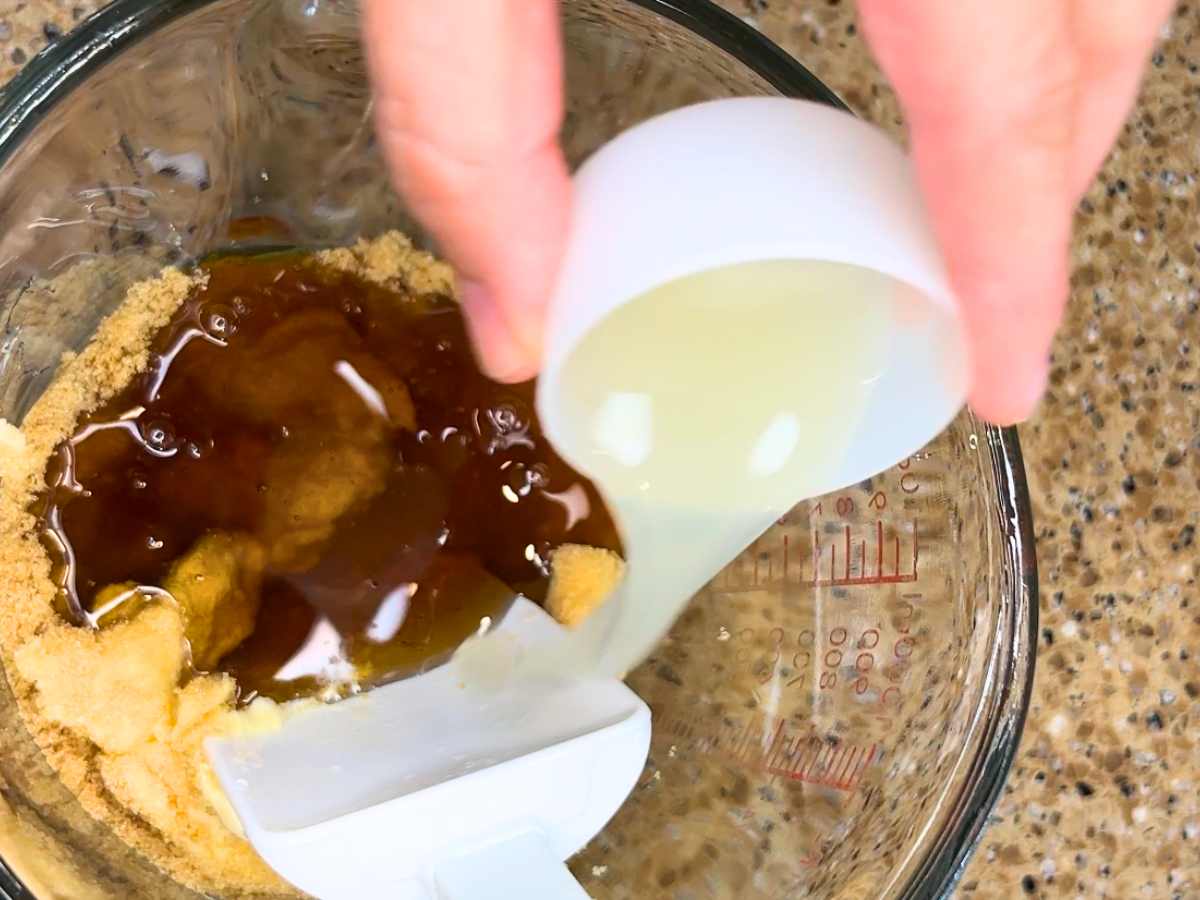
(207, 597, 650, 900)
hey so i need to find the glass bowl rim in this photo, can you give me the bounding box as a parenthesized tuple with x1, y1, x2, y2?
(0, 2, 1037, 898)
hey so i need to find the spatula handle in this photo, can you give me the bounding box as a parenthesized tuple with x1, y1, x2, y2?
(433, 832, 590, 899)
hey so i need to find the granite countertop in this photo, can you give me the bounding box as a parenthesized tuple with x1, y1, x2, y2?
(1, 0, 1197, 898)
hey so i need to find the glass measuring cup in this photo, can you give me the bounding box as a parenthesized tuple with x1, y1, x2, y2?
(0, 0, 1036, 898)
(573, 418, 1036, 897)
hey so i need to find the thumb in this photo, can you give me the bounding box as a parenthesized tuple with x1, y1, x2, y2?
(362, 0, 569, 382)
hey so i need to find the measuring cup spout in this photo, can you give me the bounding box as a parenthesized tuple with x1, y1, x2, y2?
(563, 500, 787, 678)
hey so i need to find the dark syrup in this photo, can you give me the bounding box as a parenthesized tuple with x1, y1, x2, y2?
(37, 249, 620, 702)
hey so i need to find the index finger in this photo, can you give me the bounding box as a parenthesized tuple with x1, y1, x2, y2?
(362, 0, 569, 381)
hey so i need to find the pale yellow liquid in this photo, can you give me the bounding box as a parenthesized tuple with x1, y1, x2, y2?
(548, 259, 900, 676)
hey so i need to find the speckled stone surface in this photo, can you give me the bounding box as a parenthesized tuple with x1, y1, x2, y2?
(716, 4, 1199, 898)
(0, 0, 99, 72)
(2, 1, 1198, 898)
(719, 5, 1200, 897)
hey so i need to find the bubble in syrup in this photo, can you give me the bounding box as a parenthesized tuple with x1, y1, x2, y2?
(202, 303, 239, 341)
(491, 405, 520, 433)
(503, 462, 533, 497)
(478, 401, 532, 453)
(140, 419, 176, 455)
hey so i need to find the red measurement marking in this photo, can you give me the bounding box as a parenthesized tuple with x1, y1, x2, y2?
(716, 519, 918, 592)
(813, 520, 918, 587)
(798, 849, 823, 868)
(656, 713, 878, 793)
(843, 527, 851, 581)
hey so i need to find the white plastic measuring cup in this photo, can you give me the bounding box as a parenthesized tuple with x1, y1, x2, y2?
(208, 97, 967, 900)
(535, 97, 968, 680)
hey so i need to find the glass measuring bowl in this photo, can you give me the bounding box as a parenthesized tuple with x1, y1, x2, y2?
(574, 422, 1036, 898)
(0, 1, 1037, 898)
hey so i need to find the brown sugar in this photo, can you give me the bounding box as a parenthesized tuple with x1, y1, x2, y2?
(0, 232, 625, 895)
(0, 267, 202, 649)
(546, 544, 626, 628)
(314, 231, 455, 295)
(0, 259, 288, 894)
(161, 533, 266, 670)
(14, 604, 185, 755)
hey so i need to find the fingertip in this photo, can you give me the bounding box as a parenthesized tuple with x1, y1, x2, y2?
(956, 271, 1064, 427)
(459, 280, 541, 384)
(968, 352, 1049, 426)
(943, 237, 1067, 428)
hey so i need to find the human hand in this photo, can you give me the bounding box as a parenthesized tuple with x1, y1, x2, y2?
(361, 0, 567, 383)
(858, 0, 1174, 423)
(363, 0, 1171, 423)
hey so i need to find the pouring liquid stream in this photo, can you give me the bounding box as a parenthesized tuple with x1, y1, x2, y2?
(464, 259, 901, 682)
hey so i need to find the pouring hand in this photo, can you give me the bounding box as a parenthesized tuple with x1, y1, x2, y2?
(364, 1, 1171, 423)
(361, 0, 568, 382)
(859, 0, 1173, 424)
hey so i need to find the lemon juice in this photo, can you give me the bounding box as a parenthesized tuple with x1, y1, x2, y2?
(549, 259, 901, 675)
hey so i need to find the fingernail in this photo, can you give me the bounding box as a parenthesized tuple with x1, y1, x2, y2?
(458, 280, 538, 383)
